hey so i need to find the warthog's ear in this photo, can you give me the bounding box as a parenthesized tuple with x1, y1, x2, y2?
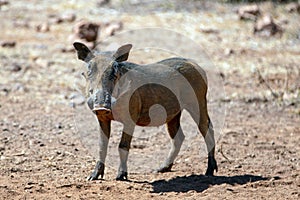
(73, 42, 95, 62)
(113, 44, 132, 62)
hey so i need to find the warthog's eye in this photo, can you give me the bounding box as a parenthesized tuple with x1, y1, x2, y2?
(87, 69, 93, 78)
(89, 89, 93, 94)
(81, 72, 87, 80)
(87, 63, 97, 78)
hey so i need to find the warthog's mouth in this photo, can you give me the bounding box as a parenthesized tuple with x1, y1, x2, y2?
(93, 106, 113, 121)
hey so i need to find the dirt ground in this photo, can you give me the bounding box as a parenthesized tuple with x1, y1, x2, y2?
(0, 0, 299, 199)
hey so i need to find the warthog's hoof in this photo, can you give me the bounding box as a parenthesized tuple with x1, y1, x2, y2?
(116, 171, 128, 181)
(93, 107, 113, 121)
(205, 156, 218, 176)
(156, 163, 173, 173)
(87, 161, 105, 181)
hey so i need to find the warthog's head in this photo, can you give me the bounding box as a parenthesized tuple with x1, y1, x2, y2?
(73, 42, 132, 115)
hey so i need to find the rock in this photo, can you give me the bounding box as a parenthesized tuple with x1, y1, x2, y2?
(49, 16, 63, 24)
(60, 13, 76, 23)
(0, 0, 9, 7)
(0, 85, 10, 95)
(55, 123, 63, 129)
(0, 40, 16, 48)
(238, 5, 260, 21)
(48, 14, 62, 24)
(97, 0, 110, 7)
(101, 21, 123, 37)
(69, 20, 123, 48)
(10, 167, 21, 173)
(48, 13, 76, 24)
(249, 154, 255, 158)
(36, 23, 50, 32)
(8, 63, 22, 72)
(69, 21, 100, 49)
(243, 140, 249, 146)
(286, 2, 300, 13)
(73, 21, 100, 42)
(224, 48, 234, 56)
(234, 164, 242, 169)
(254, 15, 283, 37)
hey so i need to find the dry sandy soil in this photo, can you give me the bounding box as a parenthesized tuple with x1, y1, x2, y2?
(0, 0, 299, 199)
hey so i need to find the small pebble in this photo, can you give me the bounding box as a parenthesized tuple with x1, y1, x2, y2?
(1, 40, 16, 48)
(8, 63, 22, 72)
(36, 23, 50, 32)
(234, 164, 242, 168)
(224, 48, 234, 56)
(56, 123, 63, 129)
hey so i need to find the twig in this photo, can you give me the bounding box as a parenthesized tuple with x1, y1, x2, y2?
(220, 144, 232, 164)
(283, 65, 289, 96)
(256, 68, 279, 98)
(56, 183, 74, 188)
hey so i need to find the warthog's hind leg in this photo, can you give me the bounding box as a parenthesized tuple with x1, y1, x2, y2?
(205, 153, 218, 176)
(189, 104, 218, 176)
(200, 118, 218, 176)
(157, 112, 185, 173)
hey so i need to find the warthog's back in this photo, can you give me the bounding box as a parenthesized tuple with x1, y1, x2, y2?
(157, 57, 208, 91)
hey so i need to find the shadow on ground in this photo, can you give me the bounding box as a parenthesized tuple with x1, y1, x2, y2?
(141, 174, 273, 193)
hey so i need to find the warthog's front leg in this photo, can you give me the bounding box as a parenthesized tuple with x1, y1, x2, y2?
(157, 112, 185, 173)
(116, 126, 134, 181)
(87, 120, 111, 180)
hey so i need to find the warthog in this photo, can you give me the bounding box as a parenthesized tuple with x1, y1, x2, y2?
(73, 42, 218, 181)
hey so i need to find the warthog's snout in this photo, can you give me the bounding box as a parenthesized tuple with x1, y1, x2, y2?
(92, 89, 113, 121)
(93, 107, 113, 121)
(93, 89, 111, 110)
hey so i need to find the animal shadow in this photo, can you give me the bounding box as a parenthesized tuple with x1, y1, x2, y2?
(147, 174, 273, 193)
